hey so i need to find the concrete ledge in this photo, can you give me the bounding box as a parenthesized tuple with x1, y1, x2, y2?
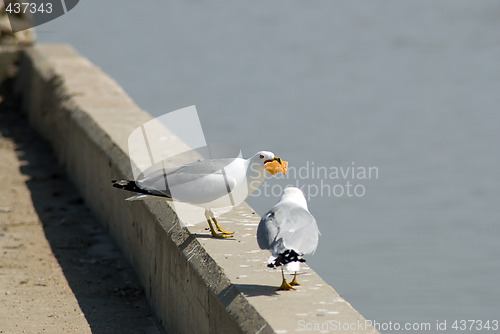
(10, 44, 378, 334)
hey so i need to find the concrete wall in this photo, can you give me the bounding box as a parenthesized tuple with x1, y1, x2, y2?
(8, 44, 379, 334)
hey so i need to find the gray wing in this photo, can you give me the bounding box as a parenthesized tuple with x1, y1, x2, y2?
(137, 158, 238, 197)
(136, 166, 182, 197)
(257, 207, 280, 251)
(276, 205, 319, 255)
(258, 203, 319, 255)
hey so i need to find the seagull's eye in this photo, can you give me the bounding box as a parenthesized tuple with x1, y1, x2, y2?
(259, 154, 264, 159)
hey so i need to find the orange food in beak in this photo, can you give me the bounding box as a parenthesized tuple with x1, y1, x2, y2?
(265, 160, 288, 175)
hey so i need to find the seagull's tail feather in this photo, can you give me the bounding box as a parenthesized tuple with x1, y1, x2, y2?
(111, 179, 168, 198)
(267, 249, 305, 268)
(125, 194, 151, 201)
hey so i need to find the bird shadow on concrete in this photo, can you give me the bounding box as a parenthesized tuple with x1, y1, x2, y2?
(233, 283, 280, 297)
(190, 232, 238, 240)
(0, 81, 165, 334)
(216, 282, 278, 312)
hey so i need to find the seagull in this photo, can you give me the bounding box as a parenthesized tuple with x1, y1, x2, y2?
(112, 151, 284, 238)
(257, 186, 320, 290)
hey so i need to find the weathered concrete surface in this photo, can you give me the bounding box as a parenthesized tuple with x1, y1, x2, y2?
(0, 57, 163, 333)
(13, 44, 379, 334)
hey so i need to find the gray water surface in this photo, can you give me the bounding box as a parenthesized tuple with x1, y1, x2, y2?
(38, 0, 500, 329)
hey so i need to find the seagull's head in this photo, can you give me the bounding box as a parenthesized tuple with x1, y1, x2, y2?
(254, 151, 281, 165)
(281, 186, 305, 198)
(251, 151, 281, 170)
(280, 186, 308, 209)
(249, 151, 287, 176)
(250, 151, 281, 166)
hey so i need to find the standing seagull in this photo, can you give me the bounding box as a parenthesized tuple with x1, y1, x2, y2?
(257, 187, 320, 290)
(112, 151, 285, 238)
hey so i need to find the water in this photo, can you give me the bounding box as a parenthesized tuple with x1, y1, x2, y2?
(37, 0, 500, 328)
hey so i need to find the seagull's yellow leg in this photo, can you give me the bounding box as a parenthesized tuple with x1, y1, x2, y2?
(204, 210, 232, 238)
(290, 272, 300, 286)
(212, 217, 234, 235)
(206, 218, 232, 238)
(277, 268, 295, 291)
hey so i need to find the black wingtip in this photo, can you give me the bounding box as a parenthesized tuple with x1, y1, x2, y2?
(111, 179, 140, 191)
(111, 179, 166, 197)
